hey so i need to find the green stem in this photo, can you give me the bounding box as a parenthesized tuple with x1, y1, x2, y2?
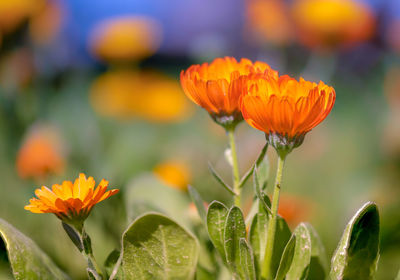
(227, 128, 241, 207)
(261, 154, 286, 280)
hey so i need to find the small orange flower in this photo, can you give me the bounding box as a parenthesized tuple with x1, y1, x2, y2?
(16, 125, 64, 180)
(25, 173, 119, 225)
(153, 160, 191, 191)
(241, 75, 335, 155)
(291, 0, 375, 49)
(180, 57, 278, 129)
(88, 16, 162, 62)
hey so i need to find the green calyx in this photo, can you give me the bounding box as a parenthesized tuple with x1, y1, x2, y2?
(265, 133, 305, 158)
(210, 111, 243, 130)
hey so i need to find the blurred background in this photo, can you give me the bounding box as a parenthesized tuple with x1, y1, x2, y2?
(0, 0, 399, 279)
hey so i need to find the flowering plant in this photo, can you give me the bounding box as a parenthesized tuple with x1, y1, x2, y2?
(0, 57, 382, 280)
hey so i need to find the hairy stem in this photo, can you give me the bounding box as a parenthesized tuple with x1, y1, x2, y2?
(227, 128, 241, 207)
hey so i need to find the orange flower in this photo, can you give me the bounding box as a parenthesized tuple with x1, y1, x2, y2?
(180, 57, 278, 129)
(153, 160, 191, 191)
(90, 69, 191, 122)
(25, 173, 119, 225)
(241, 75, 335, 155)
(291, 0, 375, 49)
(16, 125, 64, 180)
(88, 16, 162, 62)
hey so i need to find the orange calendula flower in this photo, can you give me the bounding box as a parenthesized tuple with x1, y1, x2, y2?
(180, 56, 278, 129)
(25, 173, 119, 225)
(241, 75, 335, 156)
(16, 125, 64, 180)
(291, 0, 375, 50)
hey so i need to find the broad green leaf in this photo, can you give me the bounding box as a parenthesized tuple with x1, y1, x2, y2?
(275, 234, 296, 280)
(188, 185, 207, 223)
(270, 216, 292, 278)
(239, 238, 256, 280)
(330, 202, 380, 280)
(0, 218, 68, 280)
(122, 213, 199, 280)
(249, 207, 268, 277)
(208, 163, 236, 195)
(224, 206, 246, 278)
(285, 223, 312, 280)
(125, 174, 190, 226)
(207, 201, 229, 262)
(305, 223, 328, 280)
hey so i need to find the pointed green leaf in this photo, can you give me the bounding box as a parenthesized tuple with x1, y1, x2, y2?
(330, 202, 380, 280)
(208, 163, 237, 195)
(239, 238, 256, 280)
(249, 207, 269, 277)
(305, 223, 328, 280)
(285, 223, 312, 280)
(207, 201, 229, 262)
(238, 144, 268, 189)
(224, 206, 247, 278)
(0, 218, 69, 280)
(253, 168, 271, 215)
(270, 216, 292, 279)
(122, 213, 199, 280)
(275, 234, 296, 280)
(188, 185, 207, 223)
(104, 249, 123, 280)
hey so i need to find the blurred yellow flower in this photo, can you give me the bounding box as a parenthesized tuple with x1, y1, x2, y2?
(291, 0, 375, 49)
(29, 0, 64, 45)
(88, 16, 162, 62)
(0, 0, 45, 33)
(16, 125, 65, 180)
(25, 173, 118, 225)
(153, 160, 191, 191)
(90, 69, 191, 122)
(245, 0, 292, 46)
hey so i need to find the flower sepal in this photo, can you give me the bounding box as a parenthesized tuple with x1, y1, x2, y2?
(266, 133, 305, 158)
(211, 111, 243, 131)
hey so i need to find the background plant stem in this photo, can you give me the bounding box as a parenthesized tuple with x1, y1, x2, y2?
(227, 128, 241, 207)
(262, 154, 286, 280)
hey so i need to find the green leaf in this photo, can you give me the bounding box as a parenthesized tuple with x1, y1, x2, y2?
(395, 269, 400, 280)
(239, 238, 256, 280)
(305, 223, 328, 280)
(0, 218, 69, 280)
(224, 206, 246, 278)
(206, 201, 229, 262)
(270, 216, 292, 279)
(208, 162, 237, 195)
(238, 144, 268, 189)
(285, 223, 312, 280)
(249, 207, 268, 277)
(275, 234, 296, 280)
(122, 212, 199, 280)
(104, 249, 123, 280)
(125, 174, 190, 226)
(253, 168, 271, 215)
(330, 202, 380, 280)
(188, 185, 207, 223)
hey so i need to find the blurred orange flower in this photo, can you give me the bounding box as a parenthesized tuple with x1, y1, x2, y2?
(278, 194, 315, 227)
(245, 0, 292, 46)
(16, 125, 65, 180)
(88, 16, 162, 62)
(291, 0, 375, 49)
(29, 0, 64, 45)
(241, 75, 335, 155)
(153, 160, 191, 191)
(25, 173, 119, 225)
(0, 0, 45, 33)
(90, 69, 191, 122)
(180, 57, 278, 128)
